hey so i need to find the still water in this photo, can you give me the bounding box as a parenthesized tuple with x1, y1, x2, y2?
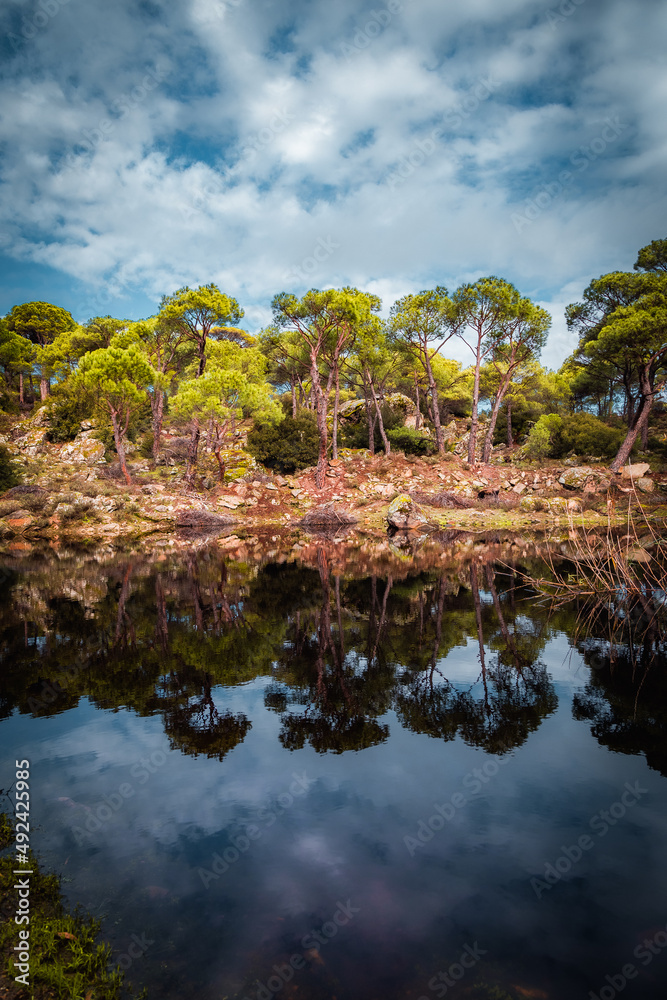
(1, 530, 667, 1000)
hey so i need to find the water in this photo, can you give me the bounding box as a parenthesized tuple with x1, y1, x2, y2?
(1, 530, 667, 999)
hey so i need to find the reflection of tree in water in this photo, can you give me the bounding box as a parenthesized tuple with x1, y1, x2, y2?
(395, 564, 557, 753)
(270, 548, 392, 753)
(1, 543, 563, 757)
(573, 628, 667, 776)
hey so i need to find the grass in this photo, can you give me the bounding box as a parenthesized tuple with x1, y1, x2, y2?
(520, 500, 667, 672)
(0, 812, 144, 1000)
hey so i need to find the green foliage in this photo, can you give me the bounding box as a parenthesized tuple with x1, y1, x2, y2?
(556, 414, 625, 457)
(524, 414, 563, 459)
(386, 426, 438, 456)
(0, 444, 21, 492)
(341, 403, 404, 451)
(0, 829, 141, 1000)
(46, 384, 95, 442)
(248, 411, 320, 471)
(525, 412, 624, 459)
(5, 301, 76, 348)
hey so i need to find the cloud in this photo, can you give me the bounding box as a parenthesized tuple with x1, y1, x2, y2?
(0, 0, 665, 365)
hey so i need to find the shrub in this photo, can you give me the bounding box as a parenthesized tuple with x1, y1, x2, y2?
(524, 412, 624, 460)
(247, 411, 320, 472)
(386, 427, 438, 456)
(341, 403, 404, 452)
(46, 385, 94, 443)
(524, 414, 563, 460)
(554, 414, 624, 458)
(0, 444, 21, 492)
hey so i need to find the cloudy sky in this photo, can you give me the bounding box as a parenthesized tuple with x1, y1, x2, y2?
(1, 0, 666, 368)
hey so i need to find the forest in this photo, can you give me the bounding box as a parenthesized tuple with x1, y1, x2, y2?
(1, 237, 666, 494)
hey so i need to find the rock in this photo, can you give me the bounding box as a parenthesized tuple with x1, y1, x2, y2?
(217, 496, 244, 509)
(14, 428, 49, 457)
(5, 510, 34, 532)
(80, 419, 97, 431)
(512, 482, 526, 495)
(387, 493, 428, 530)
(621, 462, 651, 480)
(59, 431, 106, 464)
(558, 466, 593, 490)
(635, 477, 654, 494)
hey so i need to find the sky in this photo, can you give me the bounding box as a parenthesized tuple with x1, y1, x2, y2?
(1, 0, 666, 369)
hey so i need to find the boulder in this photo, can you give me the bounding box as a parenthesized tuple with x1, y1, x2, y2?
(558, 466, 593, 490)
(621, 462, 651, 480)
(635, 477, 654, 494)
(387, 493, 428, 530)
(60, 430, 106, 464)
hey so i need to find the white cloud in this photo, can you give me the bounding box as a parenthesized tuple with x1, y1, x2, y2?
(0, 0, 665, 365)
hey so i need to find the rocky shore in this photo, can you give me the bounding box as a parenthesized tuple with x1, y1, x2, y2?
(1, 409, 665, 551)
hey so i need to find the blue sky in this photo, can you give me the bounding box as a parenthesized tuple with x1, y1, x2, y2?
(1, 0, 665, 368)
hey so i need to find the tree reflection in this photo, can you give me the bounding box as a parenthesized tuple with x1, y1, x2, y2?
(1, 536, 628, 762)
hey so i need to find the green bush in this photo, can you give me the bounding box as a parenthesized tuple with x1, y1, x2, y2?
(46, 385, 94, 443)
(340, 403, 404, 452)
(0, 444, 21, 492)
(386, 426, 438, 456)
(247, 411, 320, 472)
(525, 412, 625, 460)
(524, 414, 563, 460)
(555, 413, 624, 458)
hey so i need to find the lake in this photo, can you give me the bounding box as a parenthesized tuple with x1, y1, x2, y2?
(1, 529, 666, 1000)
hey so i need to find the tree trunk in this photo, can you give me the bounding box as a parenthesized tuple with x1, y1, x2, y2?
(610, 367, 656, 473)
(641, 417, 649, 451)
(186, 422, 201, 484)
(423, 351, 444, 453)
(197, 336, 207, 377)
(291, 377, 297, 419)
(369, 379, 390, 456)
(482, 370, 513, 463)
(151, 389, 164, 462)
(213, 443, 226, 483)
(110, 410, 132, 486)
(506, 401, 513, 448)
(311, 352, 328, 489)
(332, 363, 340, 461)
(468, 344, 482, 466)
(40, 377, 48, 402)
(414, 377, 421, 430)
(364, 392, 375, 455)
(19, 373, 24, 405)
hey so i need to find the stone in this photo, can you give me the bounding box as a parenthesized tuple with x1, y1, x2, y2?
(621, 462, 651, 480)
(558, 466, 593, 490)
(635, 477, 654, 494)
(387, 493, 428, 530)
(512, 483, 526, 495)
(217, 496, 244, 509)
(59, 431, 106, 464)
